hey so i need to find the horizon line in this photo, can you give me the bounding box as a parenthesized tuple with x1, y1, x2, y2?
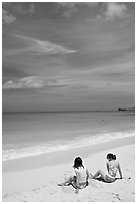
(3, 110, 134, 114)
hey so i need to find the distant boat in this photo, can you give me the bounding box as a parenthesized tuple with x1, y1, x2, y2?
(118, 107, 135, 112)
(118, 108, 127, 111)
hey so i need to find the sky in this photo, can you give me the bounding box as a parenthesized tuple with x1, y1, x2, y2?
(2, 2, 135, 112)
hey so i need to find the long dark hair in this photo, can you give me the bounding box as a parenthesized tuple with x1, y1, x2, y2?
(73, 157, 84, 169)
(107, 153, 116, 160)
(113, 154, 116, 160)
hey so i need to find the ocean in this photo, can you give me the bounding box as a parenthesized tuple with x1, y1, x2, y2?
(2, 112, 135, 162)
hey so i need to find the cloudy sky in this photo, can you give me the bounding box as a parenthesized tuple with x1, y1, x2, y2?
(2, 2, 135, 112)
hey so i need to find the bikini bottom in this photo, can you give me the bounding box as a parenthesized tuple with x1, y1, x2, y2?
(69, 176, 88, 189)
(105, 175, 116, 183)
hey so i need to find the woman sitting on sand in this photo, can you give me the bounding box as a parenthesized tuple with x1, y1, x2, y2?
(58, 157, 90, 193)
(90, 153, 122, 183)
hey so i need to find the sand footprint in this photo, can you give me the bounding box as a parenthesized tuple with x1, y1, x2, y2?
(112, 193, 123, 202)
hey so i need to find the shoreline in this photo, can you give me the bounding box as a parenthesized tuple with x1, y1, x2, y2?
(3, 135, 135, 173)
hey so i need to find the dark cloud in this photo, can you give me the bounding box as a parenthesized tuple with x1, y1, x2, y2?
(3, 2, 35, 15)
(57, 2, 99, 17)
(2, 65, 29, 83)
(2, 3, 35, 25)
(2, 2, 134, 24)
(70, 84, 89, 89)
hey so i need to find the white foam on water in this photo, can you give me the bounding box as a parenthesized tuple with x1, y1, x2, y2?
(2, 131, 134, 162)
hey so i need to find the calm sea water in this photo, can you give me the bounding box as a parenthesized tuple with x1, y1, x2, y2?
(2, 112, 135, 161)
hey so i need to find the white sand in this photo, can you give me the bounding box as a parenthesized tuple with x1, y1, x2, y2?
(2, 137, 135, 202)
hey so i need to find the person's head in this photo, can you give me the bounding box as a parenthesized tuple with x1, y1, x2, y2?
(106, 153, 114, 161)
(107, 153, 117, 161)
(73, 157, 84, 169)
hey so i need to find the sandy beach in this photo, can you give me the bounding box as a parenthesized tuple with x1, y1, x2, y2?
(2, 136, 135, 202)
(2, 1, 135, 202)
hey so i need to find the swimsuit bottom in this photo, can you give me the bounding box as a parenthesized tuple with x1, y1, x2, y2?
(70, 178, 88, 189)
(105, 175, 116, 182)
(78, 181, 88, 189)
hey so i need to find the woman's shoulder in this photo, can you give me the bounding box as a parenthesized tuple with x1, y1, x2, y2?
(75, 166, 86, 171)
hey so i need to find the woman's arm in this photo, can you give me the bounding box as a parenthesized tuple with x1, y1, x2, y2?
(106, 162, 109, 173)
(118, 163, 122, 179)
(86, 168, 90, 179)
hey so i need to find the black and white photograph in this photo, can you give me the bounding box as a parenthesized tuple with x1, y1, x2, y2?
(2, 1, 135, 202)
